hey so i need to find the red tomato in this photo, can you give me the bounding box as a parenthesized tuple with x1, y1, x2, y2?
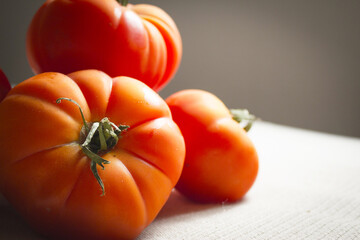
(166, 89, 258, 203)
(0, 68, 11, 102)
(0, 70, 185, 239)
(26, 0, 182, 92)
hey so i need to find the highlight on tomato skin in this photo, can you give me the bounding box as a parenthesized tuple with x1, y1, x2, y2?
(26, 0, 182, 92)
(166, 89, 259, 204)
(0, 68, 11, 102)
(0, 69, 185, 240)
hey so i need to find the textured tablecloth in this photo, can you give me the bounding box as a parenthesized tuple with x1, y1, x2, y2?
(1, 122, 360, 239)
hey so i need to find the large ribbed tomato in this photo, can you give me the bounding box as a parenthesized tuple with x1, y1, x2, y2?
(0, 70, 185, 239)
(26, 0, 182, 91)
(0, 68, 11, 102)
(166, 89, 258, 203)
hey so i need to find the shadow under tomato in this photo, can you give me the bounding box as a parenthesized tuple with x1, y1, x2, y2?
(155, 189, 247, 220)
(0, 204, 44, 240)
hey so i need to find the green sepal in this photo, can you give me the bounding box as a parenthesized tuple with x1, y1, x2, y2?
(57, 97, 129, 196)
(82, 146, 110, 196)
(230, 109, 257, 132)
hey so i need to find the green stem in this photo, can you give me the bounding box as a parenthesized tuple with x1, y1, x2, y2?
(230, 109, 257, 132)
(57, 98, 129, 196)
(97, 123, 108, 151)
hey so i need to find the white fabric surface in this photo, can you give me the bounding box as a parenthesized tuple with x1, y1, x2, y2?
(1, 122, 359, 239)
(139, 122, 360, 239)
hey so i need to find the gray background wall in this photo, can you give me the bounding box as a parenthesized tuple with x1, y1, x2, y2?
(1, 0, 359, 137)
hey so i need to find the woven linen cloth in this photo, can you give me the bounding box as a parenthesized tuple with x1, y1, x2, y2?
(139, 122, 360, 240)
(1, 122, 360, 239)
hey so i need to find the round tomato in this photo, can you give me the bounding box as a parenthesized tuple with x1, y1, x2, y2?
(166, 89, 258, 203)
(0, 70, 185, 239)
(0, 68, 11, 102)
(26, 0, 182, 92)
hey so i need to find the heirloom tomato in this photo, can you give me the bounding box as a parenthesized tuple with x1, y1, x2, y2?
(26, 0, 182, 91)
(166, 89, 258, 203)
(0, 68, 11, 102)
(0, 70, 185, 239)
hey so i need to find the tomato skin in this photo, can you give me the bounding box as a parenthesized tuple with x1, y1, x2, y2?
(166, 89, 258, 203)
(26, 0, 182, 92)
(0, 69, 11, 102)
(0, 70, 185, 239)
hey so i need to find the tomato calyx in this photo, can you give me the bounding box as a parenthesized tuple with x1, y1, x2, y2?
(117, 0, 128, 7)
(56, 98, 129, 196)
(230, 109, 257, 132)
